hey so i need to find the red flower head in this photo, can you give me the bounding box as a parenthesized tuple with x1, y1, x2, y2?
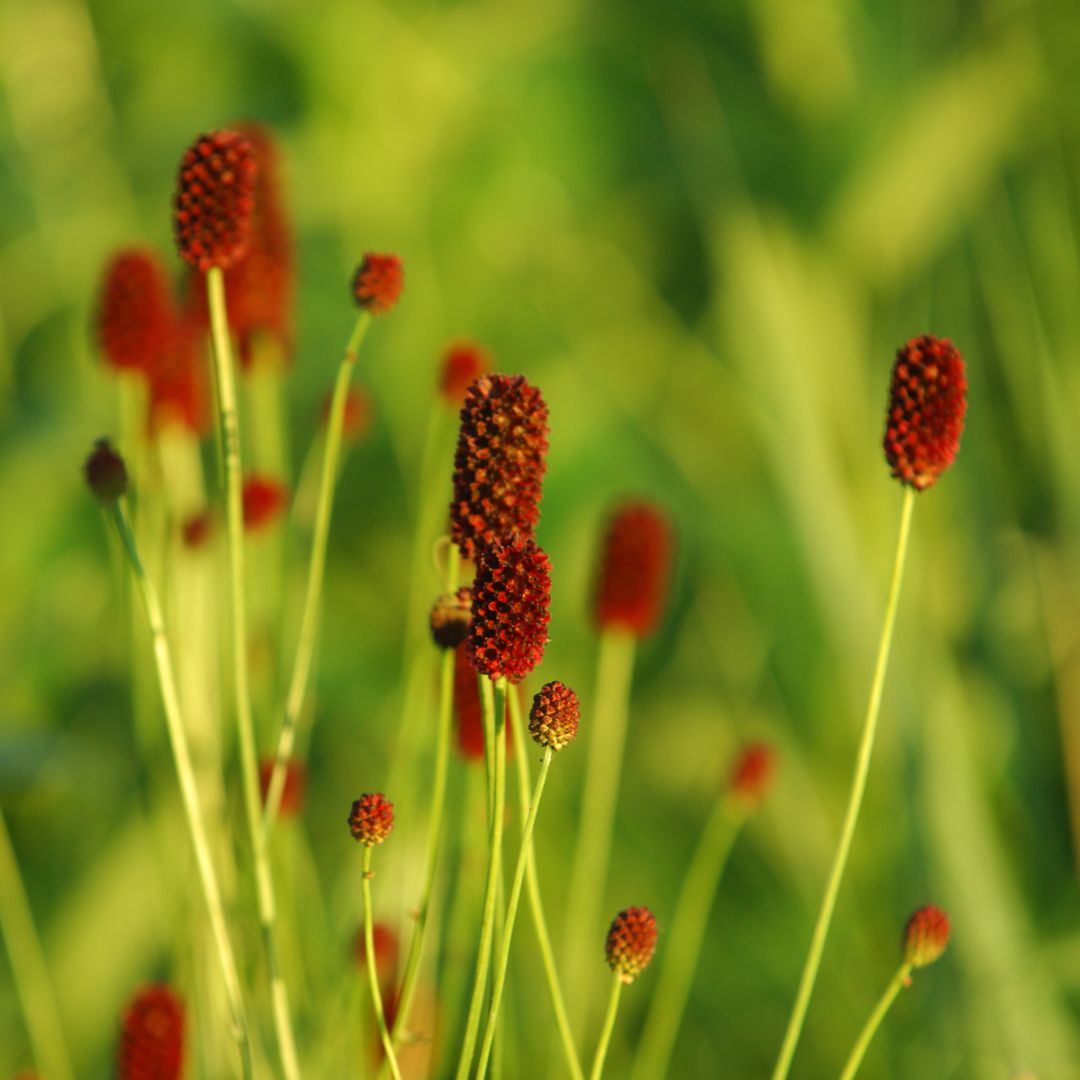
(242, 474, 289, 532)
(147, 305, 211, 437)
(440, 341, 492, 405)
(450, 374, 549, 561)
(349, 792, 395, 846)
(322, 386, 371, 442)
(453, 643, 485, 761)
(355, 921, 399, 984)
(259, 758, 307, 820)
(727, 742, 776, 810)
(467, 534, 551, 684)
(529, 681, 580, 751)
(96, 249, 174, 375)
(173, 130, 257, 272)
(117, 984, 185, 1080)
(883, 335, 967, 491)
(593, 501, 673, 638)
(605, 906, 658, 985)
(352, 253, 404, 316)
(84, 438, 129, 503)
(903, 904, 950, 969)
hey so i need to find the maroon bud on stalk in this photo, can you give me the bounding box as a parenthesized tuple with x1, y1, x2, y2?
(84, 438, 129, 503)
(349, 793, 395, 846)
(727, 742, 776, 810)
(605, 906, 658, 984)
(117, 984, 185, 1080)
(903, 905, 950, 969)
(529, 681, 580, 751)
(439, 340, 491, 405)
(430, 587, 472, 650)
(96, 249, 174, 375)
(352, 253, 404, 315)
(883, 335, 967, 491)
(450, 374, 549, 561)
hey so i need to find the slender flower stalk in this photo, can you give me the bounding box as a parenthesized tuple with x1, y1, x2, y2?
(837, 964, 909, 1080)
(589, 976, 623, 1080)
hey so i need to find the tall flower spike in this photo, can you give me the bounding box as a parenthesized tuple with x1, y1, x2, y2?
(605, 907, 658, 984)
(440, 340, 491, 405)
(349, 793, 395, 846)
(594, 501, 673, 637)
(883, 334, 967, 491)
(450, 374, 549, 560)
(173, 130, 257, 272)
(117, 984, 185, 1080)
(467, 534, 551, 684)
(96, 249, 174, 375)
(903, 905, 950, 969)
(352, 253, 404, 315)
(529, 681, 580, 751)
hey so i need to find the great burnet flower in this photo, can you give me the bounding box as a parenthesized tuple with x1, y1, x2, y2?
(903, 905, 950, 969)
(173, 130, 257, 272)
(605, 906, 658, 984)
(440, 340, 491, 405)
(96, 249, 174, 375)
(117, 984, 185, 1080)
(349, 793, 394, 846)
(593, 501, 673, 637)
(352, 253, 404, 315)
(528, 681, 580, 751)
(450, 374, 549, 561)
(883, 335, 967, 491)
(467, 534, 551, 684)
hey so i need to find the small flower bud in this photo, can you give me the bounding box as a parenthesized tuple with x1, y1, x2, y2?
(727, 742, 776, 810)
(594, 502, 673, 638)
(430, 587, 472, 649)
(242, 474, 289, 532)
(117, 984, 185, 1080)
(605, 906, 658, 984)
(903, 905, 950, 969)
(349, 793, 395, 846)
(529, 681, 580, 751)
(352, 253, 404, 315)
(84, 438, 128, 503)
(440, 340, 491, 405)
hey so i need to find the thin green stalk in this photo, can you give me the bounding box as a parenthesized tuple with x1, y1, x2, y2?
(0, 808, 73, 1080)
(563, 630, 637, 1018)
(263, 312, 372, 833)
(838, 964, 910, 1080)
(506, 690, 583, 1080)
(363, 846, 404, 1080)
(108, 501, 252, 1079)
(390, 545, 461, 1054)
(205, 267, 301, 1080)
(632, 801, 744, 1080)
(475, 747, 554, 1080)
(456, 677, 508, 1080)
(770, 487, 917, 1080)
(588, 974, 623, 1080)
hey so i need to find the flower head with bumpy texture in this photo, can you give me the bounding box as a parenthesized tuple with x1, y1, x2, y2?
(605, 906, 658, 984)
(117, 984, 185, 1080)
(467, 535, 551, 684)
(242, 474, 289, 532)
(430, 587, 472, 650)
(728, 742, 776, 810)
(173, 130, 256, 272)
(594, 501, 673, 637)
(85, 438, 129, 503)
(352, 253, 403, 315)
(440, 341, 491, 405)
(96, 250, 174, 375)
(903, 905, 950, 969)
(883, 335, 967, 491)
(450, 374, 549, 561)
(529, 681, 580, 751)
(349, 793, 394, 846)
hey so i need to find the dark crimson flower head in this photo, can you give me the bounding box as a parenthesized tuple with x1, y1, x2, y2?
(96, 249, 174, 375)
(903, 905, 950, 969)
(242, 474, 289, 532)
(593, 501, 673, 638)
(430, 587, 472, 650)
(450, 374, 549, 561)
(84, 438, 129, 503)
(883, 335, 967, 491)
(440, 340, 491, 405)
(352, 253, 404, 315)
(117, 983, 185, 1080)
(605, 906, 658, 984)
(467, 534, 551, 684)
(349, 792, 395, 846)
(259, 758, 306, 820)
(173, 130, 257, 272)
(529, 681, 580, 751)
(727, 742, 776, 810)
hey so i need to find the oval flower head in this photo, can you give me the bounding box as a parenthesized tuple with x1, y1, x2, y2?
(903, 904, 950, 969)
(117, 984, 185, 1080)
(96, 249, 174, 375)
(605, 906, 658, 984)
(352, 253, 404, 315)
(348, 793, 395, 847)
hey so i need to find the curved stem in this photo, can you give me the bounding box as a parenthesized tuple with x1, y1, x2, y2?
(770, 487, 917, 1080)
(588, 974, 623, 1080)
(476, 748, 554, 1079)
(456, 677, 507, 1080)
(363, 846, 404, 1080)
(838, 963, 910, 1080)
(206, 267, 300, 1080)
(263, 312, 371, 834)
(108, 501, 252, 1079)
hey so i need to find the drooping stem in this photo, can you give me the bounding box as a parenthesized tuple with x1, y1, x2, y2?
(205, 267, 300, 1080)
(363, 846, 404, 1080)
(263, 312, 372, 833)
(456, 677, 508, 1080)
(588, 974, 623, 1080)
(837, 964, 910, 1080)
(770, 487, 916, 1080)
(108, 501, 252, 1079)
(475, 747, 554, 1080)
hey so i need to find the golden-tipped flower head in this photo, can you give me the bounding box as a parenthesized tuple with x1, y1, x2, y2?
(605, 906, 658, 984)
(349, 793, 395, 846)
(430, 587, 472, 650)
(528, 681, 580, 750)
(903, 904, 950, 969)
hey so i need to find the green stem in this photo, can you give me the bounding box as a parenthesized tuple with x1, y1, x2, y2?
(263, 311, 371, 833)
(838, 964, 910, 1080)
(506, 690, 583, 1080)
(588, 974, 623, 1080)
(476, 748, 554, 1080)
(205, 267, 301, 1080)
(770, 487, 917, 1080)
(456, 677, 508, 1080)
(632, 801, 744, 1080)
(363, 846, 404, 1080)
(108, 501, 252, 1079)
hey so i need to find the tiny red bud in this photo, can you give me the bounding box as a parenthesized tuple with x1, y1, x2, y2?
(349, 793, 394, 846)
(728, 742, 776, 809)
(594, 502, 673, 638)
(903, 905, 950, 969)
(605, 906, 658, 985)
(439, 340, 491, 405)
(242, 474, 289, 532)
(117, 984, 185, 1080)
(352, 253, 403, 315)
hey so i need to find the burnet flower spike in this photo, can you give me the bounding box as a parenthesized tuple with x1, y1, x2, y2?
(772, 338, 967, 1080)
(96, 249, 174, 377)
(117, 984, 185, 1080)
(439, 340, 491, 406)
(838, 906, 951, 1080)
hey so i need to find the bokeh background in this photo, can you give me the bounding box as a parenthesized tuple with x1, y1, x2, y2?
(2, 0, 1080, 1076)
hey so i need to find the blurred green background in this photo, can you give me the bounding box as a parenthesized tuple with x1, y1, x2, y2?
(3, 0, 1080, 1076)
